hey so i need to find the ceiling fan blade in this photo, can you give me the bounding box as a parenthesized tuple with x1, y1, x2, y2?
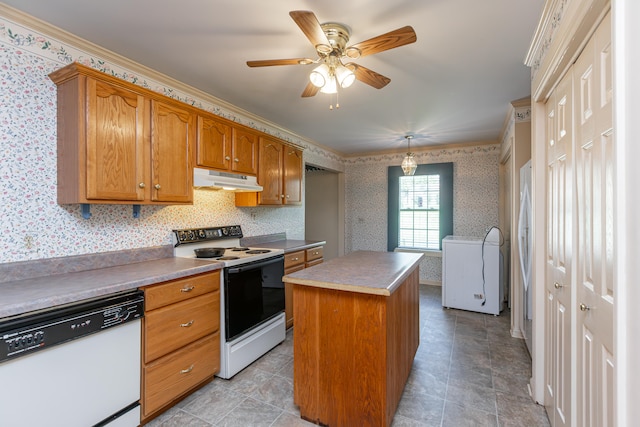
(289, 10, 331, 53)
(301, 81, 320, 97)
(348, 26, 417, 58)
(347, 63, 391, 89)
(247, 58, 315, 67)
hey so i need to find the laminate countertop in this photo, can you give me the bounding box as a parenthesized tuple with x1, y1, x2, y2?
(0, 257, 222, 319)
(282, 250, 423, 296)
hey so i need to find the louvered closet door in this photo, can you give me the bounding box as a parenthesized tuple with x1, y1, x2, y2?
(544, 69, 573, 427)
(574, 12, 615, 427)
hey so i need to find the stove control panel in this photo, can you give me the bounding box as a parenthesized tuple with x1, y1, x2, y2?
(173, 225, 243, 245)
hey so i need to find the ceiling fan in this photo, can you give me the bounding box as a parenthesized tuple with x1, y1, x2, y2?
(247, 10, 417, 98)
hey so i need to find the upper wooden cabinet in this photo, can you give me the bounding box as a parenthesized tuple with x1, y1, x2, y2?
(195, 113, 258, 176)
(196, 114, 232, 171)
(236, 136, 303, 206)
(49, 62, 194, 205)
(231, 125, 259, 175)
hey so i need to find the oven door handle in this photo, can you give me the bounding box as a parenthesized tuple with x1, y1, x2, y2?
(226, 257, 282, 274)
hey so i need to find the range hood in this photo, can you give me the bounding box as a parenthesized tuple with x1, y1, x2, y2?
(193, 168, 263, 192)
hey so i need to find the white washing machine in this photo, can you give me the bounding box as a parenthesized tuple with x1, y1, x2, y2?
(442, 230, 504, 315)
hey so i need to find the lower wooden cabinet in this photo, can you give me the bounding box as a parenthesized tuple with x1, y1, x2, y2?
(143, 333, 219, 417)
(141, 271, 220, 423)
(283, 246, 323, 329)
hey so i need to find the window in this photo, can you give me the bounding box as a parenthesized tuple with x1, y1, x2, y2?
(388, 163, 453, 251)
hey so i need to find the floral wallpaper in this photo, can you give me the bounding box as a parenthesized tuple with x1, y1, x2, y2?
(0, 12, 306, 264)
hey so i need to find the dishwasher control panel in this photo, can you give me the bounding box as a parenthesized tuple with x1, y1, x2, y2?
(0, 290, 143, 363)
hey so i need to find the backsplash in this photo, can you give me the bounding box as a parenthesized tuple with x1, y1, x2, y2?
(0, 12, 306, 264)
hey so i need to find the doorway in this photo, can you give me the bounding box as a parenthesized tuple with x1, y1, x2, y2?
(304, 165, 343, 260)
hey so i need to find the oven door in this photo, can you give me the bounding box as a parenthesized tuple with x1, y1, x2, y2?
(224, 255, 285, 341)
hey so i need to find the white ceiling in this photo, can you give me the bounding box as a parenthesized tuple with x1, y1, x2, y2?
(5, 0, 544, 155)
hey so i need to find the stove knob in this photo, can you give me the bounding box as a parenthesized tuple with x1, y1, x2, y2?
(222, 228, 228, 236)
(198, 230, 206, 239)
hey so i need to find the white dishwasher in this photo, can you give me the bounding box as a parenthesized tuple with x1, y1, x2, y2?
(0, 290, 143, 427)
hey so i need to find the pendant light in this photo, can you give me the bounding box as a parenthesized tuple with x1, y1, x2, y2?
(401, 135, 417, 176)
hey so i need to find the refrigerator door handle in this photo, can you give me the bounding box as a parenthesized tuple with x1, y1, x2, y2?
(517, 184, 532, 291)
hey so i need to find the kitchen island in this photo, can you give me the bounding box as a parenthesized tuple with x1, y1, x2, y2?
(282, 250, 423, 427)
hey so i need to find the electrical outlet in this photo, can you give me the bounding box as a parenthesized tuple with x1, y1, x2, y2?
(474, 293, 484, 299)
(24, 235, 34, 250)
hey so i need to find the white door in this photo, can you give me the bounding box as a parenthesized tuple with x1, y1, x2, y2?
(544, 68, 573, 427)
(573, 12, 615, 427)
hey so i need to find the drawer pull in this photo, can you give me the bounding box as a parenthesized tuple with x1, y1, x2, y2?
(180, 320, 195, 328)
(292, 257, 299, 261)
(180, 285, 195, 293)
(180, 364, 194, 374)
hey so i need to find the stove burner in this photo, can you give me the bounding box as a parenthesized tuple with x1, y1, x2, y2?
(230, 247, 250, 252)
(218, 256, 240, 260)
(246, 249, 271, 254)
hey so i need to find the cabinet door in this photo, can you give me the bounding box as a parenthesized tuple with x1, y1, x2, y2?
(283, 146, 303, 204)
(150, 100, 194, 203)
(86, 78, 146, 201)
(196, 114, 232, 171)
(258, 137, 284, 205)
(231, 126, 258, 175)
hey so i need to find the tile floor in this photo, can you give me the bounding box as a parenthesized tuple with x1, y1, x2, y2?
(145, 285, 550, 427)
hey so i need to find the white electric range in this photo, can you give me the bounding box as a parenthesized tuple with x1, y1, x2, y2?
(173, 225, 286, 378)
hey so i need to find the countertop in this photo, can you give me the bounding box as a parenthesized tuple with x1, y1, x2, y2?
(282, 250, 423, 296)
(250, 239, 325, 252)
(0, 257, 222, 319)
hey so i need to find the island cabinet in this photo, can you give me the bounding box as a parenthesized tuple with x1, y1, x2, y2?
(283, 245, 324, 329)
(141, 271, 220, 423)
(48, 62, 194, 206)
(283, 251, 422, 427)
(195, 113, 258, 176)
(235, 136, 303, 206)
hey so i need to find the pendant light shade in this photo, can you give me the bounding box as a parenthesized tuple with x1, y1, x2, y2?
(401, 135, 417, 176)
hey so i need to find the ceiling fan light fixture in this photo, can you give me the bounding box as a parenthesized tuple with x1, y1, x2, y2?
(310, 64, 330, 88)
(319, 75, 338, 94)
(335, 64, 355, 88)
(401, 135, 417, 176)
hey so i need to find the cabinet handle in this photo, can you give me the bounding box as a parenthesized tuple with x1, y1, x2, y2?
(180, 364, 194, 374)
(138, 182, 146, 188)
(180, 285, 195, 293)
(180, 320, 194, 328)
(291, 257, 299, 261)
(234, 158, 239, 162)
(281, 194, 285, 198)
(225, 156, 231, 160)
(313, 251, 319, 255)
(554, 282, 563, 289)
(579, 303, 591, 311)
(154, 184, 161, 190)
(286, 194, 290, 199)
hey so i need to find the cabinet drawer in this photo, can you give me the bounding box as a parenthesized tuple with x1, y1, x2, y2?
(305, 258, 323, 268)
(144, 292, 219, 363)
(144, 271, 220, 311)
(143, 332, 219, 418)
(284, 250, 305, 269)
(306, 246, 324, 262)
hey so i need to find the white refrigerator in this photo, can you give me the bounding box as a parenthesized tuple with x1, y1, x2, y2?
(442, 231, 504, 315)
